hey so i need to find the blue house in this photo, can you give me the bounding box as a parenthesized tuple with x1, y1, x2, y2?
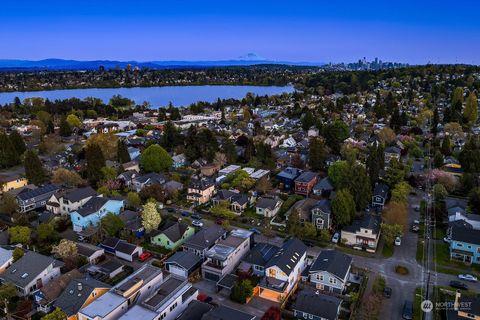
(172, 154, 187, 169)
(276, 167, 303, 191)
(70, 197, 124, 232)
(128, 147, 140, 160)
(449, 226, 480, 265)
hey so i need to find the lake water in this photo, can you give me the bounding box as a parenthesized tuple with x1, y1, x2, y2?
(0, 85, 295, 107)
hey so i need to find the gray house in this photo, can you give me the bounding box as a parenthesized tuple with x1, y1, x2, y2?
(309, 250, 352, 293)
(311, 199, 332, 230)
(293, 290, 342, 320)
(182, 225, 226, 259)
(372, 183, 389, 209)
(16, 184, 61, 213)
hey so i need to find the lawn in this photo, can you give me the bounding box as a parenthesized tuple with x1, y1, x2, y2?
(382, 244, 394, 258)
(434, 227, 446, 240)
(434, 242, 480, 277)
(413, 287, 423, 320)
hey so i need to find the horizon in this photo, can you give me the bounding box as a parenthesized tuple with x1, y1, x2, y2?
(1, 0, 479, 64)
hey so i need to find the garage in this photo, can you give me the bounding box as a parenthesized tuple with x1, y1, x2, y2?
(204, 271, 220, 282)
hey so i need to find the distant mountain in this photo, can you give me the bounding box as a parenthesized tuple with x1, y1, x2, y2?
(0, 55, 324, 70)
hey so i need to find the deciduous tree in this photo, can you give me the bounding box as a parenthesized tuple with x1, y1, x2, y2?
(141, 144, 172, 173)
(142, 201, 162, 232)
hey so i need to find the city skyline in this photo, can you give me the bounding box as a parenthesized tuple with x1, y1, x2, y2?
(1, 0, 479, 64)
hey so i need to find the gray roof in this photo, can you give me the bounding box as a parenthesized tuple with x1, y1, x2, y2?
(373, 183, 389, 199)
(241, 243, 279, 267)
(184, 225, 226, 251)
(201, 305, 256, 320)
(177, 300, 213, 320)
(1, 251, 63, 288)
(54, 277, 111, 316)
(451, 226, 480, 246)
(76, 197, 109, 217)
(165, 251, 202, 271)
(310, 250, 352, 279)
(293, 290, 341, 319)
(160, 222, 190, 242)
(256, 196, 281, 210)
(115, 241, 138, 255)
(266, 238, 306, 276)
(294, 171, 318, 183)
(135, 172, 166, 184)
(314, 177, 334, 191)
(62, 186, 97, 203)
(16, 184, 60, 201)
(311, 199, 331, 214)
(277, 167, 302, 180)
(343, 214, 382, 234)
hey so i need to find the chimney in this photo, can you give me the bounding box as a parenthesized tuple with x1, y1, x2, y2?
(78, 283, 83, 292)
(454, 290, 461, 311)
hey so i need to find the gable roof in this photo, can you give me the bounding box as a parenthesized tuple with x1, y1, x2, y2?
(16, 184, 60, 201)
(184, 225, 226, 251)
(256, 196, 281, 210)
(311, 199, 331, 215)
(277, 167, 302, 180)
(451, 226, 480, 246)
(165, 251, 202, 271)
(343, 214, 382, 234)
(314, 177, 334, 191)
(62, 186, 97, 203)
(310, 250, 352, 279)
(295, 171, 318, 183)
(38, 269, 82, 304)
(75, 197, 109, 217)
(177, 300, 213, 320)
(201, 305, 256, 320)
(159, 222, 190, 242)
(373, 183, 389, 199)
(266, 238, 306, 276)
(293, 290, 341, 319)
(242, 243, 279, 267)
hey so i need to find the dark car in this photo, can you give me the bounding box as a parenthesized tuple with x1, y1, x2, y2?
(402, 301, 413, 320)
(181, 211, 190, 217)
(449, 280, 468, 290)
(191, 214, 202, 220)
(166, 207, 175, 213)
(383, 287, 392, 298)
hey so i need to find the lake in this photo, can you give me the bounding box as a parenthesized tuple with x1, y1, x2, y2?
(0, 85, 295, 107)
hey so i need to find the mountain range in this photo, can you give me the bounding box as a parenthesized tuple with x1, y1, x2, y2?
(0, 54, 324, 70)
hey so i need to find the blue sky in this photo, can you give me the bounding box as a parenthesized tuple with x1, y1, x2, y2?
(1, 0, 479, 64)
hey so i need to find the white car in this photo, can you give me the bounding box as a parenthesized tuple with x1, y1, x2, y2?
(458, 274, 478, 282)
(332, 233, 340, 243)
(395, 236, 402, 246)
(192, 220, 204, 227)
(443, 237, 451, 243)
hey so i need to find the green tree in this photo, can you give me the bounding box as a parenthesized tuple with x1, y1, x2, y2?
(464, 92, 478, 126)
(8, 226, 31, 244)
(142, 201, 162, 232)
(383, 159, 407, 187)
(117, 139, 131, 164)
(324, 120, 349, 154)
(101, 166, 117, 181)
(327, 160, 349, 186)
(451, 87, 464, 121)
(59, 116, 72, 137)
(308, 137, 327, 171)
(332, 189, 356, 226)
(85, 143, 105, 184)
(0, 132, 19, 168)
(433, 151, 444, 168)
(222, 138, 237, 164)
(101, 213, 125, 237)
(24, 150, 46, 185)
(459, 135, 480, 174)
(127, 192, 141, 208)
(12, 247, 24, 262)
(230, 279, 254, 304)
(37, 222, 55, 242)
(66, 114, 81, 128)
(161, 121, 180, 152)
(0, 193, 18, 216)
(433, 184, 448, 200)
(391, 181, 411, 203)
(9, 130, 26, 155)
(441, 136, 452, 156)
(41, 307, 67, 320)
(0, 283, 16, 312)
(381, 223, 403, 246)
(210, 202, 237, 220)
(301, 109, 315, 131)
(141, 144, 173, 173)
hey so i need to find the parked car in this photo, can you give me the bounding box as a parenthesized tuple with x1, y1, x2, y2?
(395, 236, 402, 246)
(138, 251, 152, 262)
(215, 218, 224, 225)
(332, 233, 340, 243)
(197, 292, 213, 303)
(192, 220, 204, 227)
(443, 237, 451, 243)
(402, 301, 413, 320)
(383, 287, 392, 298)
(458, 274, 478, 282)
(181, 211, 190, 217)
(166, 207, 175, 213)
(249, 228, 261, 235)
(191, 214, 202, 220)
(449, 280, 468, 290)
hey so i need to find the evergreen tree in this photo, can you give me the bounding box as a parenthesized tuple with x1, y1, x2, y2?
(24, 150, 46, 185)
(332, 189, 356, 226)
(222, 139, 237, 164)
(59, 116, 72, 137)
(117, 139, 131, 164)
(184, 125, 200, 162)
(301, 109, 315, 131)
(9, 130, 26, 156)
(433, 150, 444, 168)
(85, 143, 105, 184)
(431, 108, 439, 135)
(366, 145, 380, 186)
(441, 136, 452, 156)
(464, 92, 478, 127)
(308, 137, 327, 171)
(451, 87, 464, 122)
(46, 120, 55, 134)
(0, 132, 20, 168)
(390, 108, 402, 133)
(161, 121, 180, 152)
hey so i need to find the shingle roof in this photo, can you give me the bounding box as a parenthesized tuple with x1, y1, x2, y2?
(373, 183, 389, 198)
(62, 186, 97, 203)
(293, 290, 341, 319)
(342, 214, 382, 234)
(310, 250, 352, 279)
(115, 241, 138, 255)
(165, 251, 202, 271)
(266, 238, 306, 276)
(256, 196, 281, 210)
(311, 199, 332, 214)
(76, 197, 109, 217)
(184, 225, 225, 251)
(160, 222, 190, 243)
(38, 269, 82, 304)
(277, 167, 302, 180)
(451, 226, 480, 246)
(16, 184, 60, 201)
(201, 305, 255, 320)
(177, 300, 213, 320)
(242, 243, 279, 267)
(295, 171, 318, 183)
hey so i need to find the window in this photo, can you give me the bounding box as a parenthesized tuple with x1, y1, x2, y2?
(457, 243, 463, 247)
(329, 277, 337, 284)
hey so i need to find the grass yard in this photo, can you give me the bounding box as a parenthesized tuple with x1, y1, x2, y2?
(413, 287, 423, 320)
(382, 244, 394, 258)
(434, 242, 480, 277)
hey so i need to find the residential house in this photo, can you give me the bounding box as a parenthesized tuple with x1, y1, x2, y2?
(187, 178, 216, 205)
(449, 226, 480, 264)
(308, 250, 352, 293)
(54, 277, 111, 320)
(183, 225, 226, 259)
(0, 174, 28, 194)
(100, 237, 143, 262)
(70, 197, 124, 232)
(218, 165, 241, 176)
(119, 210, 144, 238)
(120, 275, 198, 320)
(202, 229, 254, 282)
(0, 251, 63, 296)
(16, 184, 61, 213)
(34, 269, 82, 313)
(200, 163, 221, 177)
(122, 160, 140, 173)
(176, 300, 213, 320)
(341, 214, 382, 252)
(384, 146, 401, 163)
(256, 196, 283, 218)
(151, 221, 195, 250)
(201, 305, 256, 320)
(0, 246, 14, 273)
(312, 177, 334, 197)
(212, 189, 248, 214)
(131, 172, 166, 192)
(292, 290, 342, 320)
(446, 198, 480, 230)
(276, 167, 302, 191)
(128, 147, 140, 160)
(172, 154, 187, 169)
(76, 242, 105, 265)
(240, 243, 279, 277)
(46, 186, 97, 215)
(294, 171, 319, 196)
(311, 199, 332, 230)
(446, 291, 480, 320)
(86, 259, 125, 280)
(258, 238, 307, 302)
(372, 183, 389, 209)
(77, 291, 128, 320)
(165, 251, 202, 279)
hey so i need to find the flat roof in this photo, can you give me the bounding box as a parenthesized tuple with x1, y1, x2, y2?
(117, 305, 158, 320)
(115, 265, 162, 294)
(80, 292, 126, 318)
(143, 277, 185, 310)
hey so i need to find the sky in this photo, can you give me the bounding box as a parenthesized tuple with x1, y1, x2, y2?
(1, 0, 479, 64)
